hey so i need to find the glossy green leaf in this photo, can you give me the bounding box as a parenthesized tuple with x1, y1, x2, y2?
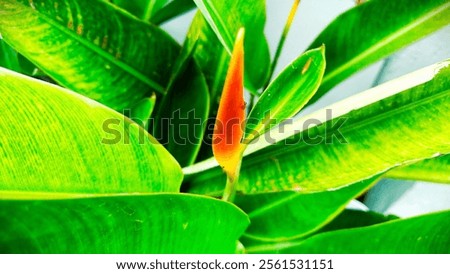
(129, 93, 156, 131)
(0, 67, 182, 194)
(0, 0, 180, 111)
(385, 154, 450, 184)
(246, 210, 450, 254)
(190, 0, 270, 93)
(17, 54, 39, 76)
(236, 177, 377, 241)
(0, 39, 21, 72)
(0, 194, 249, 253)
(153, 56, 209, 167)
(307, 0, 450, 105)
(150, 0, 196, 25)
(244, 46, 326, 142)
(185, 60, 450, 195)
(110, 0, 195, 24)
(317, 209, 399, 234)
(109, 0, 150, 19)
(241, 208, 399, 253)
(186, 13, 227, 160)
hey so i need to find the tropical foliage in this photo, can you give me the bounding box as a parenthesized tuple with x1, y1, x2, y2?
(0, 0, 449, 253)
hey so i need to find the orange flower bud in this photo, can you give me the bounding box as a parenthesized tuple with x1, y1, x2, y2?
(213, 28, 246, 178)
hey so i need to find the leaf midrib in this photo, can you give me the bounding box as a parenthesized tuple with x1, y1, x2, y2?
(12, 0, 167, 94)
(200, 0, 234, 54)
(249, 87, 450, 165)
(245, 53, 323, 141)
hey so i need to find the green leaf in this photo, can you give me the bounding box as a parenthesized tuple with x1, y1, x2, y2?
(0, 0, 180, 111)
(0, 67, 182, 194)
(0, 39, 21, 72)
(150, 0, 197, 25)
(317, 209, 399, 234)
(236, 177, 377, 241)
(110, 0, 195, 24)
(307, 0, 450, 105)
(0, 194, 249, 253)
(241, 209, 399, 253)
(246, 210, 450, 254)
(153, 56, 210, 167)
(385, 154, 450, 184)
(186, 13, 227, 104)
(185, 60, 450, 195)
(17, 54, 39, 76)
(244, 46, 326, 142)
(109, 0, 150, 19)
(129, 93, 157, 131)
(191, 0, 270, 92)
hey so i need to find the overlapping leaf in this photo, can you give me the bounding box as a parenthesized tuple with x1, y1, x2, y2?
(150, 0, 196, 25)
(0, 0, 180, 111)
(0, 67, 182, 194)
(251, 210, 450, 254)
(0, 194, 249, 253)
(307, 0, 450, 105)
(385, 154, 450, 184)
(191, 0, 270, 93)
(153, 55, 209, 167)
(185, 60, 450, 195)
(236, 178, 377, 241)
(110, 0, 196, 24)
(0, 39, 20, 72)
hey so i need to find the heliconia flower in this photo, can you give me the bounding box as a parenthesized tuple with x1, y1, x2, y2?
(213, 28, 246, 179)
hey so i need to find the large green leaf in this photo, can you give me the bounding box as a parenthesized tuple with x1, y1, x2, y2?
(0, 67, 182, 194)
(385, 154, 450, 184)
(184, 60, 450, 195)
(307, 0, 450, 105)
(244, 46, 326, 142)
(246, 210, 450, 254)
(0, 0, 180, 111)
(236, 177, 377, 241)
(0, 194, 249, 253)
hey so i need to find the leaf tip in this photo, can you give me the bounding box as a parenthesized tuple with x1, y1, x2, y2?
(320, 44, 326, 54)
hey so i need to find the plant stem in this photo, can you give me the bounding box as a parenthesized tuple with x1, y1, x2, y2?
(222, 153, 244, 202)
(263, 0, 301, 91)
(222, 173, 237, 202)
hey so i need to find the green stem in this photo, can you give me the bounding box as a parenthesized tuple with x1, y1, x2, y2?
(263, 0, 302, 91)
(222, 173, 237, 202)
(222, 153, 244, 202)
